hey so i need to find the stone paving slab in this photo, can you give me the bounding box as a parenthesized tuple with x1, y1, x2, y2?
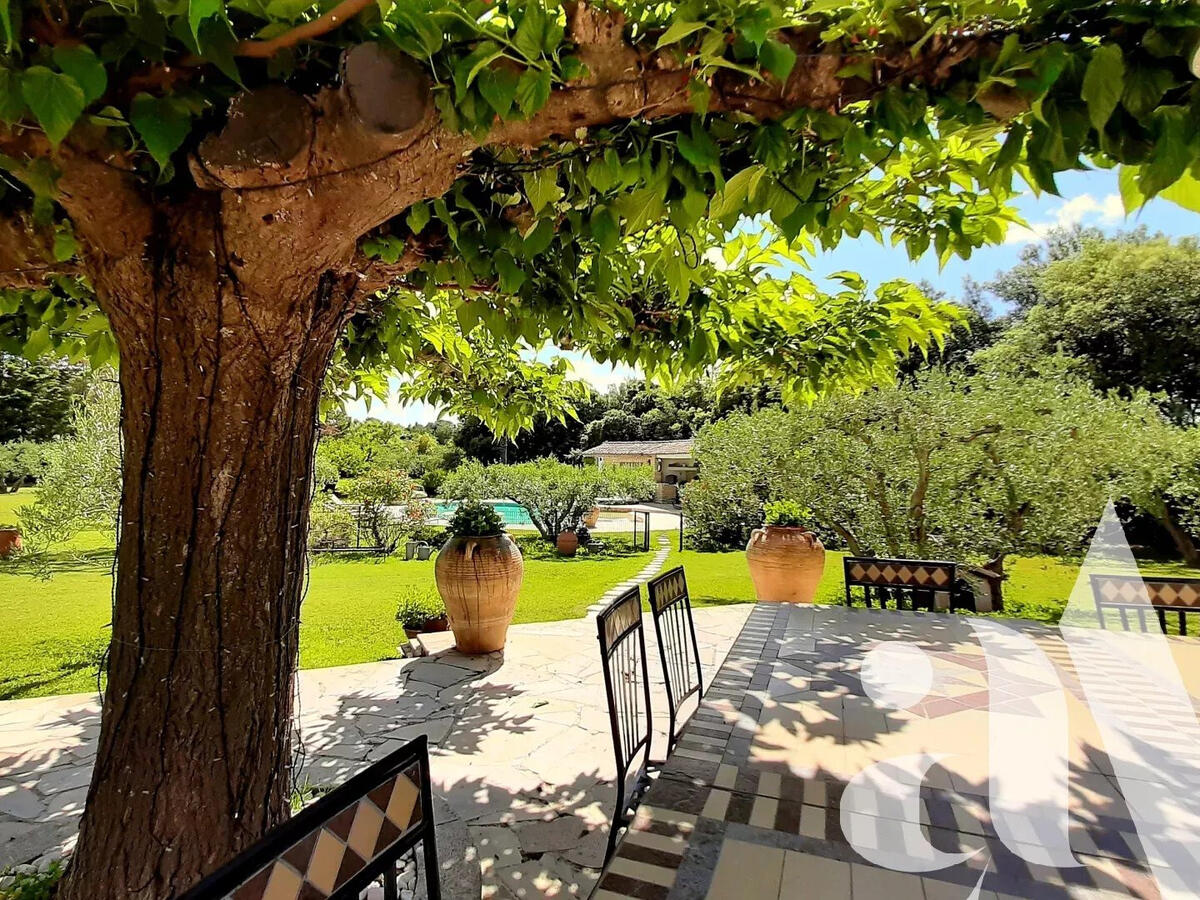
(0, 603, 755, 898)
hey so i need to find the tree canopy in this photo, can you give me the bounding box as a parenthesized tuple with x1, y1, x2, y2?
(984, 232, 1200, 424)
(4, 1, 1200, 895)
(3, 0, 1200, 432)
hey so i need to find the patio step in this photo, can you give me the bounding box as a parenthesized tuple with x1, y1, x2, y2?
(586, 537, 672, 617)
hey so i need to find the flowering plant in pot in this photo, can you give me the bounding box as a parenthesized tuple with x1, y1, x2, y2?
(395, 588, 449, 640)
(434, 501, 524, 653)
(746, 501, 825, 604)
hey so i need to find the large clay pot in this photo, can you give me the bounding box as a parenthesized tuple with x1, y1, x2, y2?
(556, 531, 579, 556)
(583, 507, 600, 528)
(0, 527, 21, 559)
(746, 526, 825, 604)
(435, 534, 524, 653)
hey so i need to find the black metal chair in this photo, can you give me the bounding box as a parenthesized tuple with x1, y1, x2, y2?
(180, 735, 440, 900)
(646, 566, 704, 755)
(1090, 573, 1200, 635)
(596, 586, 654, 863)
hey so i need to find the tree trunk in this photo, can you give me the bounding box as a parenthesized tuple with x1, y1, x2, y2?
(1159, 506, 1200, 568)
(59, 204, 356, 899)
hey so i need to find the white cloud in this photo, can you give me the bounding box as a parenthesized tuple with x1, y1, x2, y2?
(1005, 192, 1125, 245)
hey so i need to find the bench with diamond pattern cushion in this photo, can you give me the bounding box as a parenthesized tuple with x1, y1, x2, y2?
(1089, 573, 1200, 635)
(179, 735, 439, 900)
(843, 556, 962, 612)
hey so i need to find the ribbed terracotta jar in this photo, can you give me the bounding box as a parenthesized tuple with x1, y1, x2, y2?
(0, 527, 21, 559)
(556, 531, 579, 556)
(746, 526, 825, 604)
(435, 533, 524, 653)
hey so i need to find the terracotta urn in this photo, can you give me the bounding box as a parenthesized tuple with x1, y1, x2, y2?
(434, 534, 524, 652)
(0, 527, 21, 559)
(583, 507, 600, 528)
(556, 530, 579, 556)
(746, 526, 825, 604)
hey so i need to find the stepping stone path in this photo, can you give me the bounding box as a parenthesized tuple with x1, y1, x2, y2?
(585, 536, 672, 618)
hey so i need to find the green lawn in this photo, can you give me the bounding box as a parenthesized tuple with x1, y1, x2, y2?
(3, 488, 1199, 701)
(0, 498, 665, 699)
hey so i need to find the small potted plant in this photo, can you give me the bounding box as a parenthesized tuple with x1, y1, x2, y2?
(434, 501, 524, 653)
(745, 500, 825, 604)
(0, 523, 21, 559)
(395, 588, 449, 641)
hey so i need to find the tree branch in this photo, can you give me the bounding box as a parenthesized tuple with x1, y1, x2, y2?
(0, 210, 80, 290)
(234, 0, 375, 59)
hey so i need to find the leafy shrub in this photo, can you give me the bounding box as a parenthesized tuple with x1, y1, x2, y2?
(447, 500, 504, 537)
(346, 470, 433, 552)
(421, 468, 446, 497)
(395, 587, 446, 631)
(0, 863, 64, 900)
(764, 500, 810, 527)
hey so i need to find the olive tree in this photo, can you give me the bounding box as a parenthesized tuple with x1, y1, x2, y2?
(0, 0, 1196, 894)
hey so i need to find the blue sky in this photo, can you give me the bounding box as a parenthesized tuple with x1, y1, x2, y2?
(348, 167, 1199, 425)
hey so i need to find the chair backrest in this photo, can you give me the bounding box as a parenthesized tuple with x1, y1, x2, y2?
(1090, 573, 1200, 635)
(844, 556, 957, 592)
(596, 587, 653, 817)
(646, 566, 704, 753)
(180, 736, 439, 900)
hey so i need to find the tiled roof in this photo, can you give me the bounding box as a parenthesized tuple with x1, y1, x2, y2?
(581, 439, 695, 457)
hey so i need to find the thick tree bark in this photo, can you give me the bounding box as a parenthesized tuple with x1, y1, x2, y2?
(58, 201, 357, 900)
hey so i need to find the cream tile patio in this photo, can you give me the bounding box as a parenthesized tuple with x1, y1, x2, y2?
(0, 603, 755, 898)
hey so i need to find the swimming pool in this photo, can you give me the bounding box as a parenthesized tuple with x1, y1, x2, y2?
(433, 500, 533, 527)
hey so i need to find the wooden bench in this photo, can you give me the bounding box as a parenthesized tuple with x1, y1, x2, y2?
(843, 556, 961, 611)
(1089, 573, 1200, 635)
(180, 735, 440, 899)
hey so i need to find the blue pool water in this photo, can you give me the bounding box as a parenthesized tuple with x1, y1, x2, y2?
(433, 500, 533, 527)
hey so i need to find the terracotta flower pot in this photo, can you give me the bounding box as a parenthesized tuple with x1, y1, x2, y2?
(583, 507, 599, 528)
(403, 614, 450, 641)
(746, 526, 825, 604)
(0, 527, 21, 559)
(556, 531, 579, 556)
(435, 534, 524, 653)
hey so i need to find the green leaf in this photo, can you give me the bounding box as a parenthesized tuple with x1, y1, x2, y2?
(1158, 169, 1200, 213)
(656, 21, 706, 49)
(495, 252, 526, 293)
(477, 66, 520, 119)
(590, 206, 618, 251)
(408, 201, 431, 234)
(0, 68, 25, 124)
(1118, 165, 1145, 212)
(454, 41, 503, 101)
(758, 38, 797, 82)
(1081, 44, 1124, 132)
(990, 122, 1026, 174)
(515, 67, 551, 117)
(676, 120, 720, 175)
(52, 45, 107, 105)
(21, 67, 85, 147)
(613, 185, 665, 231)
(52, 225, 77, 262)
(188, 0, 224, 45)
(130, 93, 193, 170)
(522, 167, 562, 213)
(1139, 106, 1191, 197)
(0, 0, 15, 52)
(513, 4, 548, 62)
